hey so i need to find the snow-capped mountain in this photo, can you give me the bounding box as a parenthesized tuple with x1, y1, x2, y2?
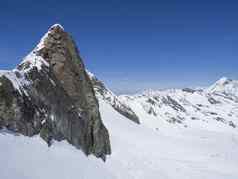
(1, 24, 238, 179)
(88, 73, 238, 131)
(0, 24, 111, 160)
(207, 77, 238, 99)
(118, 79, 238, 130)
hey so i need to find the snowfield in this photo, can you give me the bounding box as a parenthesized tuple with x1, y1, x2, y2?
(1, 24, 237, 179)
(1, 100, 238, 179)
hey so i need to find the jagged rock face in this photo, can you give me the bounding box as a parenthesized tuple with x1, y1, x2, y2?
(88, 71, 140, 124)
(0, 24, 111, 160)
(0, 72, 42, 136)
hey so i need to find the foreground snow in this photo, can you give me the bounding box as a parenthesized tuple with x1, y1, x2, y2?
(1, 100, 238, 179)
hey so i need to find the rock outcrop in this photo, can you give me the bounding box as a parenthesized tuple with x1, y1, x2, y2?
(0, 24, 111, 160)
(88, 71, 140, 124)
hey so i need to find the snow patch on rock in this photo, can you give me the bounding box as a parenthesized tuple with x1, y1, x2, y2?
(20, 52, 49, 72)
(0, 69, 31, 96)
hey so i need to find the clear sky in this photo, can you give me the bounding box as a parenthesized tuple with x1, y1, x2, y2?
(0, 0, 238, 94)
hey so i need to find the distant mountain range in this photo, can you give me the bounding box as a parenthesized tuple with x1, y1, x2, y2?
(89, 70, 238, 130)
(0, 24, 238, 179)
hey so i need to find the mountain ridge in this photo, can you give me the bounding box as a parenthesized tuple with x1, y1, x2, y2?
(0, 24, 238, 163)
(0, 24, 111, 160)
(1, 24, 238, 179)
(117, 77, 238, 130)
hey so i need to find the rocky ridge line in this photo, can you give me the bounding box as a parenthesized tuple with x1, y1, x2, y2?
(0, 24, 111, 161)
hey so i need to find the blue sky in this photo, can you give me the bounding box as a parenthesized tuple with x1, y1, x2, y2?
(0, 0, 238, 94)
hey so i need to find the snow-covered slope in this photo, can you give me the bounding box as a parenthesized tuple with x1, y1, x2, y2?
(88, 71, 140, 124)
(119, 78, 238, 131)
(207, 77, 238, 99)
(1, 99, 238, 179)
(1, 61, 238, 179)
(1, 24, 238, 178)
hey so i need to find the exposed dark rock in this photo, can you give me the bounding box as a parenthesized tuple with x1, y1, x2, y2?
(229, 121, 236, 128)
(88, 72, 140, 124)
(208, 112, 218, 115)
(191, 117, 199, 120)
(148, 107, 157, 116)
(182, 88, 196, 93)
(162, 96, 186, 112)
(208, 97, 220, 104)
(167, 117, 182, 124)
(215, 117, 225, 123)
(0, 24, 111, 160)
(146, 98, 156, 105)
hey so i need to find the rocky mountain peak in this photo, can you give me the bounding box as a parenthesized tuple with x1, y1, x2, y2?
(50, 23, 65, 31)
(0, 24, 111, 161)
